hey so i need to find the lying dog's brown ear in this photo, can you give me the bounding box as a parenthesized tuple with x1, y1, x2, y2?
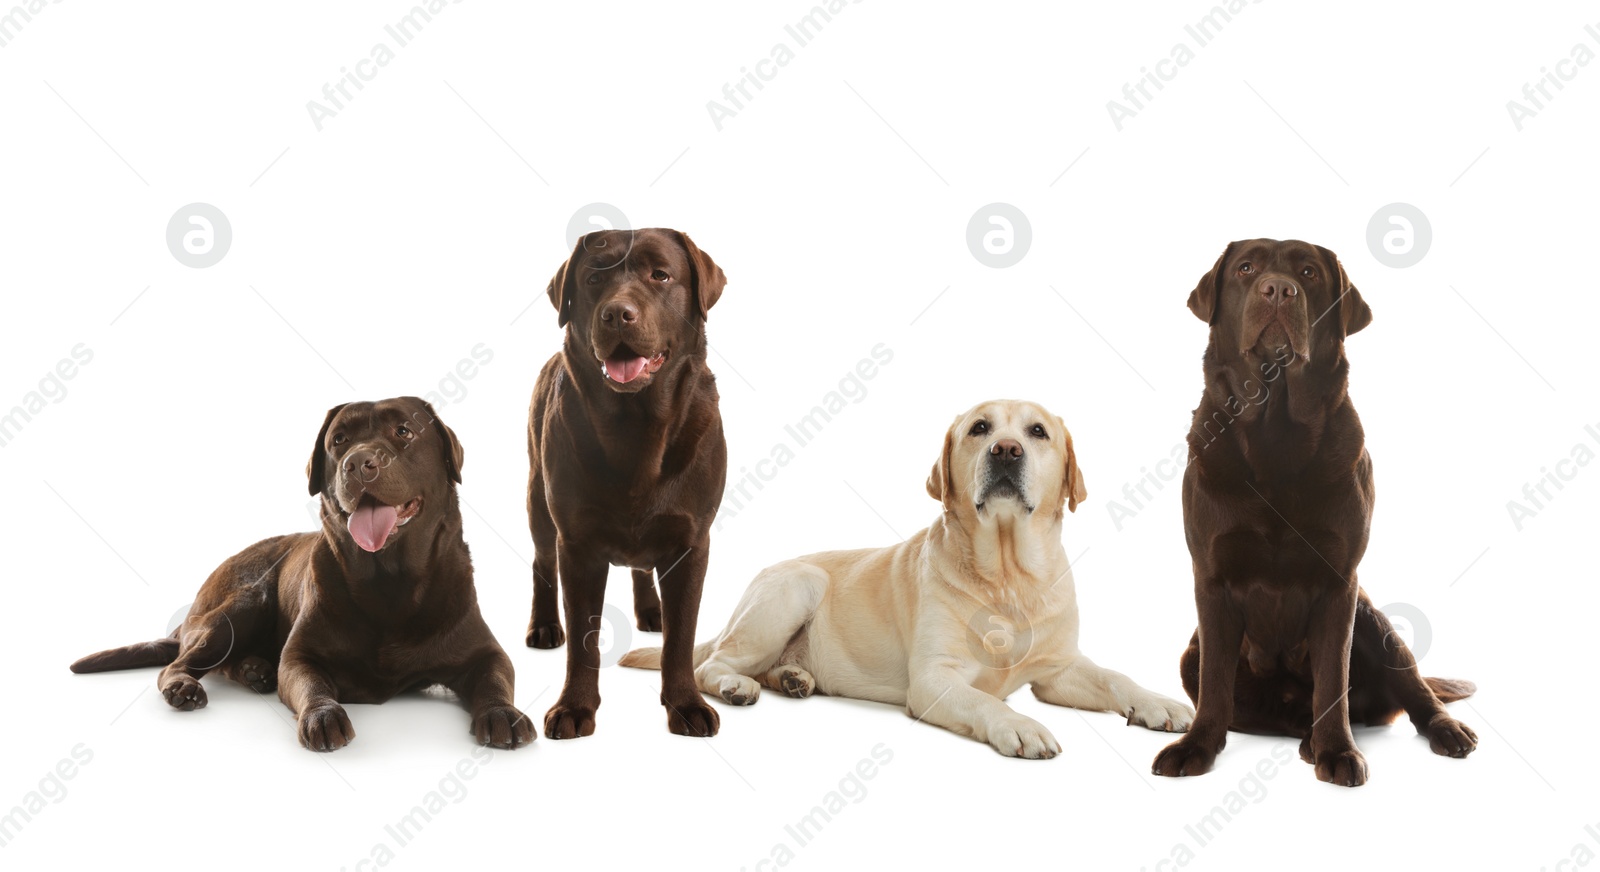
(1318, 246, 1373, 337)
(547, 235, 585, 328)
(675, 231, 727, 318)
(307, 403, 349, 497)
(925, 415, 959, 508)
(1187, 241, 1235, 324)
(422, 401, 465, 484)
(1060, 418, 1088, 513)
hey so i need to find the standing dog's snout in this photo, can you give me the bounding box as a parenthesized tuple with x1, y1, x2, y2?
(600, 299, 640, 327)
(1259, 277, 1300, 305)
(990, 439, 1024, 462)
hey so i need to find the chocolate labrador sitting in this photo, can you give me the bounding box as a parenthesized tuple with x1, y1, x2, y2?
(71, 397, 533, 752)
(1151, 239, 1477, 787)
(527, 228, 728, 739)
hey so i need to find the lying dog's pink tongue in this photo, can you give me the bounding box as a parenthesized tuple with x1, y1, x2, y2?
(604, 356, 650, 384)
(348, 498, 399, 552)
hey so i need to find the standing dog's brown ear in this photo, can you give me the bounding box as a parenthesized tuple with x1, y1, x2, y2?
(1317, 246, 1373, 338)
(674, 231, 727, 319)
(925, 415, 960, 509)
(307, 403, 349, 497)
(547, 234, 589, 328)
(1187, 241, 1236, 325)
(1060, 418, 1088, 513)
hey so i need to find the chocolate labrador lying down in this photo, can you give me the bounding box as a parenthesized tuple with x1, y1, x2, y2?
(1151, 240, 1476, 787)
(526, 228, 728, 739)
(71, 397, 533, 752)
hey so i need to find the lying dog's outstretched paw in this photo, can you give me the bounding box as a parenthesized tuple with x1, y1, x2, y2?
(988, 714, 1060, 759)
(473, 705, 535, 749)
(777, 666, 814, 699)
(298, 703, 355, 752)
(1125, 694, 1194, 733)
(635, 605, 663, 633)
(1424, 714, 1478, 758)
(665, 696, 720, 737)
(239, 655, 276, 694)
(161, 675, 208, 711)
(543, 700, 596, 740)
(718, 675, 760, 706)
(1314, 747, 1368, 787)
(1152, 737, 1218, 777)
(526, 622, 565, 650)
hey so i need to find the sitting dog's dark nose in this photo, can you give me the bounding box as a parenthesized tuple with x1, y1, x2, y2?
(600, 300, 640, 326)
(1261, 278, 1299, 304)
(990, 439, 1024, 461)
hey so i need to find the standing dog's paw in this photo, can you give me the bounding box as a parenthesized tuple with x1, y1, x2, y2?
(987, 714, 1060, 759)
(665, 696, 720, 737)
(1152, 737, 1218, 777)
(526, 622, 566, 649)
(161, 675, 208, 711)
(1314, 747, 1368, 787)
(473, 705, 535, 749)
(1125, 693, 1194, 732)
(298, 703, 355, 752)
(543, 700, 596, 740)
(1424, 715, 1478, 758)
(635, 604, 663, 633)
(718, 675, 760, 706)
(239, 656, 276, 694)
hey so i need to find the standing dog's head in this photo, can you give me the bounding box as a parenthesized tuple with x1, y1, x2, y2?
(1186, 238, 1371, 366)
(545, 228, 726, 394)
(925, 400, 1087, 522)
(306, 397, 464, 553)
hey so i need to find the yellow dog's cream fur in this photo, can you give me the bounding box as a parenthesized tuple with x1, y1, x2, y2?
(619, 400, 1191, 757)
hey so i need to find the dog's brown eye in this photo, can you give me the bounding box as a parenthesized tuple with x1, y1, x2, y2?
(1239, 262, 1254, 275)
(1029, 424, 1047, 439)
(1301, 266, 1316, 279)
(332, 433, 346, 446)
(651, 269, 670, 282)
(968, 420, 989, 436)
(396, 426, 413, 440)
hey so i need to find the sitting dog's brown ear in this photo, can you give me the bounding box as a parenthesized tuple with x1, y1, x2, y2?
(1187, 241, 1236, 324)
(925, 415, 959, 508)
(675, 231, 727, 318)
(1060, 418, 1088, 513)
(547, 235, 587, 328)
(307, 403, 349, 497)
(1318, 246, 1373, 337)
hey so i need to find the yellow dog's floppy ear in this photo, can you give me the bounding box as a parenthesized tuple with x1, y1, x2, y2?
(1187, 241, 1236, 325)
(1060, 417, 1088, 513)
(674, 231, 727, 319)
(307, 402, 349, 497)
(1317, 246, 1372, 337)
(925, 415, 960, 509)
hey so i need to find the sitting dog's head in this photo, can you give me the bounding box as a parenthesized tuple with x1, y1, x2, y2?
(545, 228, 727, 394)
(1186, 239, 1371, 365)
(306, 397, 464, 553)
(926, 400, 1087, 521)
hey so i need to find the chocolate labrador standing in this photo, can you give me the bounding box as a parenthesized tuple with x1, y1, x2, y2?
(526, 228, 728, 739)
(71, 397, 533, 752)
(1151, 239, 1477, 787)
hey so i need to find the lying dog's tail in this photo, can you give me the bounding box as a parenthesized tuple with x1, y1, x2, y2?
(70, 632, 180, 674)
(1425, 676, 1476, 703)
(617, 640, 716, 671)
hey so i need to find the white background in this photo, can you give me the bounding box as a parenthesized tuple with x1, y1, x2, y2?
(2, 1, 1597, 869)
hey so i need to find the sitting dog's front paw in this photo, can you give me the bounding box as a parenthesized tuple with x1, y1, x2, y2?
(1152, 736, 1218, 777)
(1424, 714, 1477, 758)
(665, 695, 720, 737)
(473, 705, 535, 749)
(1314, 747, 1368, 787)
(988, 714, 1060, 759)
(298, 703, 355, 752)
(161, 675, 208, 711)
(1125, 694, 1194, 733)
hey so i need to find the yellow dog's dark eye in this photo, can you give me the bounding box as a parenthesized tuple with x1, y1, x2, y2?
(1301, 266, 1316, 279)
(969, 420, 989, 436)
(651, 269, 670, 282)
(1239, 262, 1254, 275)
(1029, 424, 1047, 439)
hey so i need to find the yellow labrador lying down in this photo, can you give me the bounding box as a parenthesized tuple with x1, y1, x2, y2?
(620, 399, 1192, 757)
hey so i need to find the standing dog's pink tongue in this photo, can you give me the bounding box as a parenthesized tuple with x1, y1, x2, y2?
(605, 356, 649, 384)
(348, 498, 399, 552)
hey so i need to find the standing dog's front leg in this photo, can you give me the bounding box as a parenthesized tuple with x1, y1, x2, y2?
(1153, 587, 1243, 777)
(544, 543, 609, 739)
(279, 650, 353, 752)
(907, 661, 1060, 759)
(1304, 585, 1367, 786)
(450, 647, 535, 749)
(657, 543, 719, 737)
